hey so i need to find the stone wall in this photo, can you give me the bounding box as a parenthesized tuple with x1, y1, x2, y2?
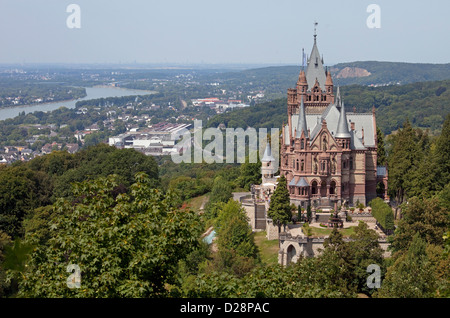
(347, 212, 376, 223)
(266, 219, 280, 240)
(279, 234, 391, 265)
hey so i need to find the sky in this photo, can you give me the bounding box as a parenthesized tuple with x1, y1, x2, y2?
(0, 0, 449, 65)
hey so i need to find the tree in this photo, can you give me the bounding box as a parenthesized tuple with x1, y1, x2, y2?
(11, 173, 203, 297)
(376, 126, 387, 166)
(390, 196, 449, 253)
(369, 198, 395, 233)
(0, 231, 12, 297)
(434, 113, 450, 191)
(236, 155, 261, 190)
(267, 175, 292, 244)
(387, 119, 429, 203)
(212, 199, 259, 277)
(348, 222, 385, 295)
(306, 205, 312, 222)
(203, 176, 233, 220)
(375, 234, 437, 298)
(209, 176, 233, 205)
(0, 166, 52, 238)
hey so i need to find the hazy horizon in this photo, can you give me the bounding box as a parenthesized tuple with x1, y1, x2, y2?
(1, 0, 449, 65)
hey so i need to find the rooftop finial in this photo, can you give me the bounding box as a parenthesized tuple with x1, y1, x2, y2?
(314, 21, 318, 42)
(302, 48, 305, 70)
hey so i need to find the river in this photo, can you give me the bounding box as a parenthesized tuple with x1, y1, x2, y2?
(0, 86, 157, 121)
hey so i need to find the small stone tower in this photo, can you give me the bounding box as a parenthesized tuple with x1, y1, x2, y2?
(261, 142, 276, 184)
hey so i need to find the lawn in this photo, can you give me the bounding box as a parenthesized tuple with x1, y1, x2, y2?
(306, 226, 356, 238)
(253, 231, 279, 265)
(184, 194, 209, 213)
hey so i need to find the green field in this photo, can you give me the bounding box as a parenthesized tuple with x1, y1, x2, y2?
(253, 231, 279, 265)
(305, 226, 356, 238)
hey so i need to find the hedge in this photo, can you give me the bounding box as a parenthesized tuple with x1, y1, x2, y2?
(369, 197, 395, 232)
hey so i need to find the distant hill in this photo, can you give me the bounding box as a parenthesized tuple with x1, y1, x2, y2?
(207, 79, 450, 136)
(330, 61, 450, 86)
(205, 61, 450, 100)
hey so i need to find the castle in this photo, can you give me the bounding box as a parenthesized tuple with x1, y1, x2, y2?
(277, 33, 388, 210)
(238, 31, 389, 242)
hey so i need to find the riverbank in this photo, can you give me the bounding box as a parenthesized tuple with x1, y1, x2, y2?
(0, 86, 157, 121)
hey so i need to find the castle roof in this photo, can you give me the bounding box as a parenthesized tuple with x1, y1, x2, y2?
(261, 142, 276, 162)
(305, 37, 327, 91)
(296, 177, 309, 187)
(290, 100, 375, 148)
(335, 101, 352, 139)
(295, 97, 308, 138)
(288, 178, 297, 186)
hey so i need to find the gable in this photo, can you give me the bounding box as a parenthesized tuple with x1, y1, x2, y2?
(310, 127, 338, 151)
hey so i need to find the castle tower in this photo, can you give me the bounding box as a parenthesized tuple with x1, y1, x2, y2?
(261, 142, 276, 184)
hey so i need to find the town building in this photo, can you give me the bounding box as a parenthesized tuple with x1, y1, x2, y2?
(108, 122, 191, 156)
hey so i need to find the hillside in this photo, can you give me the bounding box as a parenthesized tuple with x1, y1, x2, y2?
(201, 61, 450, 101)
(207, 79, 450, 135)
(330, 61, 450, 86)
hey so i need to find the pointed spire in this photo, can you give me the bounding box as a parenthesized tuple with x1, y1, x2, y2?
(306, 28, 326, 91)
(335, 86, 341, 107)
(335, 100, 351, 139)
(325, 68, 333, 86)
(296, 97, 308, 138)
(297, 69, 307, 86)
(302, 48, 305, 71)
(262, 142, 275, 162)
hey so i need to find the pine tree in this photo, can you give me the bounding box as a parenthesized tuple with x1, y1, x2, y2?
(435, 113, 450, 190)
(376, 126, 387, 166)
(267, 175, 291, 245)
(388, 119, 429, 203)
(376, 234, 436, 298)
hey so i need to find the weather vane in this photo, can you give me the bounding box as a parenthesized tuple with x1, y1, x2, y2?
(314, 21, 318, 41)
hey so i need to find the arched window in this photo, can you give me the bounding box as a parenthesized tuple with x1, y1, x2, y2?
(296, 159, 299, 171)
(301, 160, 304, 172)
(301, 139, 304, 149)
(311, 181, 318, 195)
(330, 181, 336, 195)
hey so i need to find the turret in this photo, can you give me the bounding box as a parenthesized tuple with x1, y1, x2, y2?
(295, 97, 308, 139)
(261, 142, 276, 183)
(335, 100, 352, 149)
